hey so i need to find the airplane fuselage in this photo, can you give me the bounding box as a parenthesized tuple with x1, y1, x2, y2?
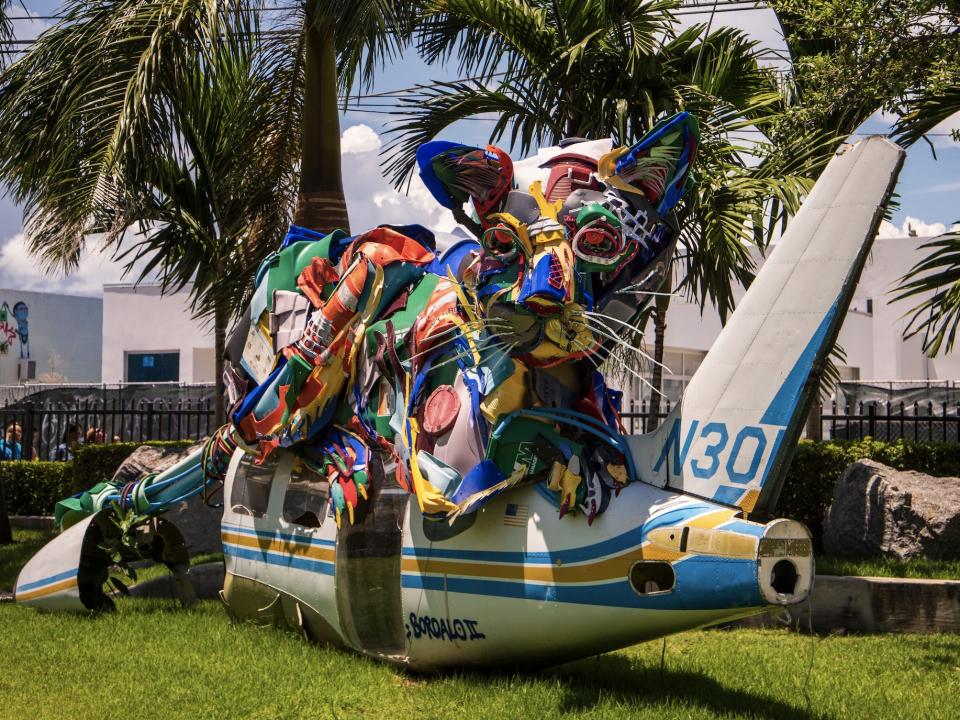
(220, 448, 813, 670)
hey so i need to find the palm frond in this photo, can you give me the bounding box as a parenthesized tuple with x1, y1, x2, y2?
(414, 0, 558, 82)
(381, 78, 565, 189)
(893, 85, 960, 148)
(891, 232, 960, 356)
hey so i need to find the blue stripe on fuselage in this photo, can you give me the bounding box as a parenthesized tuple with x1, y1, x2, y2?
(16, 567, 78, 593)
(223, 543, 335, 575)
(400, 554, 762, 610)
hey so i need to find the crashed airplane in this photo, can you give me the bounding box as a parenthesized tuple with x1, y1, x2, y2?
(15, 116, 904, 671)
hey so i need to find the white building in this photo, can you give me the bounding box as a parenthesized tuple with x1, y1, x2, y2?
(0, 287, 101, 384)
(624, 233, 960, 404)
(101, 283, 216, 384)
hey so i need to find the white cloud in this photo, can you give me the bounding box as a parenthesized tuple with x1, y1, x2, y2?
(0, 233, 137, 296)
(678, 8, 790, 71)
(340, 124, 382, 154)
(341, 124, 457, 233)
(877, 216, 959, 239)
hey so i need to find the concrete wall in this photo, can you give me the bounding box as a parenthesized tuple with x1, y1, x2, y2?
(0, 288, 101, 384)
(101, 284, 215, 384)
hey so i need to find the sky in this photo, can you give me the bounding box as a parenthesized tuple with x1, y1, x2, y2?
(0, 2, 957, 295)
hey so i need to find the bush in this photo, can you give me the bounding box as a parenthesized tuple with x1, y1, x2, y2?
(2, 440, 197, 516)
(777, 438, 960, 550)
(1, 462, 72, 516)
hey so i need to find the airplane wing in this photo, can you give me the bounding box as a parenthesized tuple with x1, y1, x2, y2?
(627, 136, 905, 515)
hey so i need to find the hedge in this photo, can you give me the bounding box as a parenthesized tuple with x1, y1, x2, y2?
(2, 440, 196, 516)
(1, 462, 73, 517)
(778, 438, 960, 550)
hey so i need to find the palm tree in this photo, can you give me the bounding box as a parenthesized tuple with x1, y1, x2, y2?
(297, 0, 415, 231)
(109, 8, 300, 425)
(771, 0, 960, 145)
(0, 0, 415, 423)
(383, 0, 820, 425)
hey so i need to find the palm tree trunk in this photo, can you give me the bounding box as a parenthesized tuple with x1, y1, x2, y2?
(294, 13, 350, 234)
(214, 303, 226, 430)
(647, 274, 672, 431)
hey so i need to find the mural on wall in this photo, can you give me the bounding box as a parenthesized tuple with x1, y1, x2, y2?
(13, 301, 29, 359)
(0, 300, 29, 358)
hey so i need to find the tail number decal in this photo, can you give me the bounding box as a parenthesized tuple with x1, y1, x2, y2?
(653, 419, 785, 486)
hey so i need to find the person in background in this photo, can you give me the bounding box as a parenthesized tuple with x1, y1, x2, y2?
(50, 423, 83, 461)
(85, 427, 105, 445)
(1, 421, 23, 460)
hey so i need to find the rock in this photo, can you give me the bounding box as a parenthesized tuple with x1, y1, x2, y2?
(112, 442, 223, 556)
(111, 443, 204, 485)
(823, 459, 960, 560)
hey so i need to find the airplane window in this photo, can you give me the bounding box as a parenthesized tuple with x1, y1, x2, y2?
(628, 561, 676, 595)
(230, 455, 278, 518)
(282, 463, 328, 528)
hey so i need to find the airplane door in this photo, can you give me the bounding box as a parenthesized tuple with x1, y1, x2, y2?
(334, 452, 409, 659)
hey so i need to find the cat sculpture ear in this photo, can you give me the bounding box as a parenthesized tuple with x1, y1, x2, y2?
(592, 112, 700, 326)
(416, 141, 513, 236)
(598, 111, 699, 216)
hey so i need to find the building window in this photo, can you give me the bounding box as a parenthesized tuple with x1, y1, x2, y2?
(656, 349, 708, 404)
(126, 351, 179, 382)
(837, 365, 861, 382)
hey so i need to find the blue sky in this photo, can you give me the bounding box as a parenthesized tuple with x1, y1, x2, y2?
(0, 2, 956, 294)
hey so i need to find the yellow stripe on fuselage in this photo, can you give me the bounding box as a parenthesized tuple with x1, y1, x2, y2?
(16, 576, 78, 602)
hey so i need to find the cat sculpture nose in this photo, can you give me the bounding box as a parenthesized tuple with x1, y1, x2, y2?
(518, 252, 568, 315)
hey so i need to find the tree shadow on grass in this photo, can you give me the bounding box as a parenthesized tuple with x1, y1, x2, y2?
(545, 652, 827, 720)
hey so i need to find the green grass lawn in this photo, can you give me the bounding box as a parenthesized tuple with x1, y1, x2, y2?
(0, 527, 53, 590)
(1, 599, 957, 720)
(3, 531, 959, 718)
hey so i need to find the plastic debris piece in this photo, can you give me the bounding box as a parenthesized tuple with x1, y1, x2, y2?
(270, 291, 311, 351)
(421, 385, 460, 436)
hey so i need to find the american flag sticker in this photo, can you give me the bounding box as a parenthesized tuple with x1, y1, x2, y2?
(503, 503, 529, 527)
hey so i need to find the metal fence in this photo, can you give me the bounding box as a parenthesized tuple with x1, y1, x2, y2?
(619, 398, 960, 444)
(0, 394, 954, 462)
(822, 400, 960, 443)
(0, 398, 215, 461)
(620, 399, 672, 434)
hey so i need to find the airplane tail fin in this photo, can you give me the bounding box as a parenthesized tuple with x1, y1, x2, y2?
(627, 136, 905, 515)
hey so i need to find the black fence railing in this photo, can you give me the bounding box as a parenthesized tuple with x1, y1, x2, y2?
(620, 398, 960, 444)
(620, 399, 673, 434)
(0, 398, 214, 461)
(823, 401, 960, 443)
(0, 395, 952, 462)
